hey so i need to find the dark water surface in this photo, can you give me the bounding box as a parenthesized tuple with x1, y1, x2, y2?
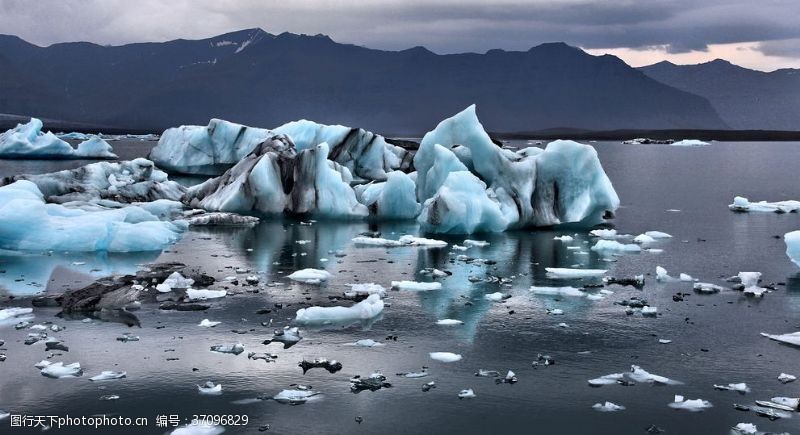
(1, 140, 799, 434)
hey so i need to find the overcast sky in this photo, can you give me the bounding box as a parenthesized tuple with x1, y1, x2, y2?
(1, 0, 798, 71)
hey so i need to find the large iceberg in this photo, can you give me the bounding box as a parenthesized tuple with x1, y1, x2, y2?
(1, 158, 185, 204)
(0, 118, 116, 159)
(0, 180, 185, 252)
(785, 231, 800, 267)
(185, 138, 368, 219)
(414, 106, 619, 233)
(150, 118, 411, 178)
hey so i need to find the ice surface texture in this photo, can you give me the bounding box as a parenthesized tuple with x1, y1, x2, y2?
(0, 118, 116, 159)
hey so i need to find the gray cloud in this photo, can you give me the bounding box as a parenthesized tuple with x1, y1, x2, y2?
(0, 0, 797, 61)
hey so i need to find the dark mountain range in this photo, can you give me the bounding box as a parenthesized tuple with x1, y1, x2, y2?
(0, 28, 730, 134)
(640, 60, 800, 131)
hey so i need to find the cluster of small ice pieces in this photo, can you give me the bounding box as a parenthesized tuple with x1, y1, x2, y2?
(0, 118, 116, 159)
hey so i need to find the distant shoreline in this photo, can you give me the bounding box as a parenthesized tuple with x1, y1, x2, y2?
(3, 115, 799, 142)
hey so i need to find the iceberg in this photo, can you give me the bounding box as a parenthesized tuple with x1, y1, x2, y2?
(414, 106, 618, 233)
(288, 268, 331, 284)
(671, 139, 709, 147)
(294, 294, 384, 325)
(0, 181, 185, 252)
(784, 231, 800, 267)
(730, 196, 800, 213)
(0, 118, 116, 159)
(185, 139, 368, 219)
(2, 158, 185, 204)
(150, 118, 273, 175)
(417, 170, 509, 234)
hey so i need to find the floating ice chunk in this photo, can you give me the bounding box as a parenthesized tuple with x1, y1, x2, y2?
(0, 307, 33, 325)
(656, 266, 671, 282)
(484, 292, 508, 302)
(294, 294, 383, 325)
(629, 365, 680, 385)
(150, 118, 273, 175)
(41, 362, 83, 378)
(354, 171, 420, 219)
(547, 308, 564, 315)
(761, 331, 800, 347)
(679, 273, 694, 282)
(273, 389, 320, 405)
(778, 373, 796, 384)
(785, 231, 800, 267)
(198, 381, 222, 395)
(671, 139, 709, 146)
(420, 268, 450, 278)
(713, 383, 750, 393)
(0, 181, 185, 252)
(436, 319, 463, 326)
(693, 282, 724, 294)
(633, 234, 655, 244)
(731, 423, 757, 435)
(590, 229, 618, 239)
(418, 170, 509, 234)
(591, 240, 641, 254)
(186, 289, 227, 301)
(530, 286, 585, 297)
(352, 234, 449, 247)
(553, 235, 574, 242)
(162, 272, 194, 291)
(738, 272, 768, 297)
(645, 231, 672, 239)
(288, 268, 331, 284)
(659, 339, 672, 344)
(463, 239, 489, 247)
(0, 118, 116, 159)
(668, 395, 712, 411)
(210, 343, 244, 355)
(391, 281, 442, 291)
(730, 196, 800, 213)
(770, 396, 799, 409)
(89, 371, 127, 381)
(593, 402, 625, 412)
(545, 268, 607, 279)
(169, 423, 226, 435)
(199, 319, 221, 327)
(263, 327, 302, 349)
(344, 283, 387, 299)
(430, 352, 462, 363)
(350, 373, 391, 392)
(588, 373, 624, 387)
(351, 339, 385, 348)
(458, 389, 476, 399)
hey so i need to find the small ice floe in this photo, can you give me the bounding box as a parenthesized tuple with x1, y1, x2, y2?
(464, 239, 489, 247)
(671, 139, 709, 146)
(714, 383, 750, 393)
(287, 269, 331, 284)
(604, 276, 645, 288)
(739, 272, 768, 297)
(263, 327, 302, 349)
(0, 307, 34, 325)
(40, 362, 83, 379)
(496, 370, 517, 384)
(419, 268, 450, 278)
(158, 272, 194, 293)
(645, 231, 672, 239)
(629, 365, 681, 385)
(245, 275, 259, 284)
(588, 373, 624, 387)
(199, 319, 221, 327)
(592, 402, 625, 412)
(197, 381, 222, 395)
(89, 371, 126, 381)
(350, 339, 385, 348)
(116, 333, 140, 342)
(343, 283, 387, 299)
(530, 286, 585, 297)
(641, 306, 658, 317)
(761, 331, 800, 347)
(186, 289, 227, 301)
(458, 389, 476, 399)
(731, 423, 758, 434)
(768, 396, 799, 410)
(422, 381, 436, 392)
(554, 235, 574, 242)
(591, 240, 641, 254)
(391, 281, 441, 291)
(169, 423, 225, 435)
(547, 308, 564, 315)
(693, 282, 725, 294)
(633, 234, 655, 244)
(210, 343, 244, 355)
(452, 244, 468, 251)
(397, 370, 429, 378)
(729, 196, 800, 213)
(484, 292, 509, 302)
(659, 339, 672, 344)
(350, 373, 392, 393)
(590, 229, 619, 239)
(557, 322, 569, 328)
(532, 354, 555, 367)
(436, 319, 463, 326)
(545, 268, 607, 279)
(475, 369, 500, 377)
(656, 266, 671, 282)
(752, 403, 793, 419)
(430, 352, 462, 363)
(273, 388, 320, 405)
(679, 273, 694, 282)
(352, 235, 446, 248)
(299, 358, 342, 374)
(668, 395, 712, 411)
(778, 373, 796, 384)
(294, 294, 383, 325)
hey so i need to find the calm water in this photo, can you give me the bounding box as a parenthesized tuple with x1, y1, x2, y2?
(1, 140, 799, 434)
